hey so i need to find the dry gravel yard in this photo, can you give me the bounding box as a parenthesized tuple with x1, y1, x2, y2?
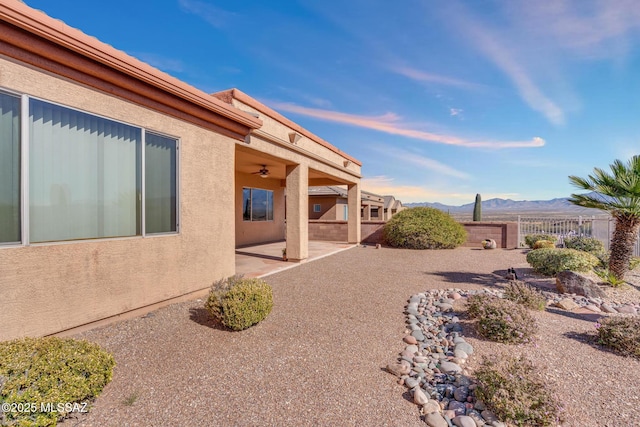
(63, 246, 640, 427)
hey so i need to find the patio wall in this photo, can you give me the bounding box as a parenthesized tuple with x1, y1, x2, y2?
(461, 222, 518, 249)
(309, 220, 518, 248)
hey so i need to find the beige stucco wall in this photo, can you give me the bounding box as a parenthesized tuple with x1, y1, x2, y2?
(0, 57, 237, 340)
(309, 196, 341, 220)
(235, 172, 286, 247)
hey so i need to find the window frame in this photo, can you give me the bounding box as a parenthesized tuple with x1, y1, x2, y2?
(313, 203, 321, 213)
(242, 187, 274, 222)
(0, 89, 180, 247)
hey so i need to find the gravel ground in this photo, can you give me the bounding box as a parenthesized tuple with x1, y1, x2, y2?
(62, 246, 640, 427)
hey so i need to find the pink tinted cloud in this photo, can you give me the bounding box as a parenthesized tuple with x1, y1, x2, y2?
(270, 102, 545, 149)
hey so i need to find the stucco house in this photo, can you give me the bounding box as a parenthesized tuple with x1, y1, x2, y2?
(309, 186, 404, 221)
(0, 1, 361, 341)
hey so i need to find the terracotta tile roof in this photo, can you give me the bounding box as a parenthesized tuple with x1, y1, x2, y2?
(213, 89, 362, 167)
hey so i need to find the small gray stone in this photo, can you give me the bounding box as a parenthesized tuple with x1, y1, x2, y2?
(452, 415, 477, 427)
(473, 400, 486, 411)
(601, 304, 618, 313)
(555, 298, 579, 311)
(412, 329, 426, 341)
(448, 400, 466, 416)
(453, 386, 469, 402)
(405, 344, 419, 354)
(425, 412, 449, 427)
(439, 361, 463, 374)
(422, 400, 441, 414)
(618, 305, 638, 314)
(413, 387, 430, 405)
(386, 362, 410, 377)
(404, 377, 420, 389)
(584, 304, 602, 312)
(454, 349, 469, 360)
(455, 342, 474, 355)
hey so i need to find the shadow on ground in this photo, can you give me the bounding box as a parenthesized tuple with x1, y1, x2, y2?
(545, 307, 603, 322)
(426, 270, 507, 288)
(562, 330, 627, 359)
(188, 307, 229, 331)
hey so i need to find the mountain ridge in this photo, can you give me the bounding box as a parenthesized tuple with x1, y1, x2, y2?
(405, 195, 604, 215)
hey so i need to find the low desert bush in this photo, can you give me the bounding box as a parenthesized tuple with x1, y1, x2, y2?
(532, 239, 555, 250)
(206, 275, 273, 331)
(524, 234, 556, 249)
(526, 248, 600, 276)
(594, 268, 626, 287)
(466, 295, 537, 344)
(596, 317, 640, 359)
(383, 207, 466, 249)
(0, 337, 115, 427)
(629, 256, 640, 271)
(475, 355, 563, 426)
(503, 281, 546, 311)
(563, 236, 605, 256)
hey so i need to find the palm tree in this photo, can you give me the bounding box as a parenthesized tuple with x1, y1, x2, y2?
(568, 155, 640, 280)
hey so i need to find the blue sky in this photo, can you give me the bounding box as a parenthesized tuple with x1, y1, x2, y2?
(24, 0, 640, 205)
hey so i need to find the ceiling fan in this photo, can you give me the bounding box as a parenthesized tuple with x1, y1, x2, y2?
(252, 165, 270, 178)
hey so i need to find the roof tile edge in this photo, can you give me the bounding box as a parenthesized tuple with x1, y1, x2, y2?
(213, 88, 362, 167)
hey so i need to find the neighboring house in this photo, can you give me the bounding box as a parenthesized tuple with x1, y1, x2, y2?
(0, 2, 361, 341)
(383, 195, 406, 220)
(309, 186, 394, 221)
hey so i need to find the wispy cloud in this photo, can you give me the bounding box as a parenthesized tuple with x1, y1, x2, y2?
(449, 108, 463, 117)
(362, 176, 519, 204)
(457, 13, 565, 125)
(132, 52, 185, 73)
(370, 145, 470, 179)
(391, 66, 483, 91)
(507, 1, 640, 58)
(270, 102, 545, 149)
(178, 0, 236, 28)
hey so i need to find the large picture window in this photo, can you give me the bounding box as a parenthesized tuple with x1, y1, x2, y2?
(0, 92, 20, 244)
(29, 99, 142, 242)
(242, 188, 273, 221)
(0, 93, 179, 245)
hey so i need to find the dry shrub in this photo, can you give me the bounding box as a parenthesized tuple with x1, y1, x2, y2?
(475, 355, 563, 426)
(597, 317, 640, 359)
(503, 281, 547, 311)
(466, 295, 537, 344)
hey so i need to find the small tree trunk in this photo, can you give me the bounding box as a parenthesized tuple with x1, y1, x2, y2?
(609, 217, 640, 280)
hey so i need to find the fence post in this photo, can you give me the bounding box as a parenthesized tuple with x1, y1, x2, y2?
(517, 215, 521, 248)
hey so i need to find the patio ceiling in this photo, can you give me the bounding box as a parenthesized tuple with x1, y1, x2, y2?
(236, 145, 349, 185)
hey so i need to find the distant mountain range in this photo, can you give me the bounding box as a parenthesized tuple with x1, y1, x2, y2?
(406, 194, 605, 216)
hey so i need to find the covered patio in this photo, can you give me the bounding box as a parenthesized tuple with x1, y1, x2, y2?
(235, 240, 356, 278)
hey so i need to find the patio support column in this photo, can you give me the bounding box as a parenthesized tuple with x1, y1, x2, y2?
(285, 164, 308, 261)
(363, 204, 371, 221)
(347, 183, 361, 244)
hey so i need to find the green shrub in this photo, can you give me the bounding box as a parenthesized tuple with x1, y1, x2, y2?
(205, 275, 273, 331)
(383, 207, 466, 249)
(503, 281, 546, 311)
(629, 257, 640, 271)
(0, 337, 115, 427)
(594, 268, 626, 287)
(526, 248, 600, 276)
(532, 239, 555, 250)
(524, 234, 556, 248)
(466, 295, 537, 344)
(563, 236, 605, 256)
(475, 355, 563, 426)
(597, 317, 640, 358)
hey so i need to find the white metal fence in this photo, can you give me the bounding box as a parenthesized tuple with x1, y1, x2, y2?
(518, 215, 640, 256)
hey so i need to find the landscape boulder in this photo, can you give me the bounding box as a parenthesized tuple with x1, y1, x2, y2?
(556, 270, 606, 298)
